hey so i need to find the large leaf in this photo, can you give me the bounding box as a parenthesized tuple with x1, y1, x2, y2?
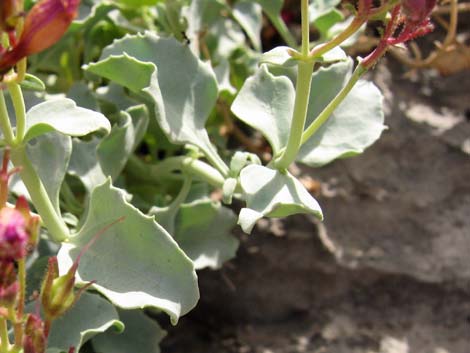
(231, 65, 295, 155)
(152, 199, 239, 270)
(24, 98, 110, 142)
(92, 309, 166, 353)
(57, 180, 199, 324)
(298, 59, 386, 166)
(238, 165, 323, 233)
(85, 33, 227, 174)
(47, 292, 123, 352)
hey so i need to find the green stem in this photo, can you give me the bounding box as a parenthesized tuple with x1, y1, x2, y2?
(273, 0, 313, 170)
(168, 176, 192, 213)
(128, 155, 225, 189)
(301, 64, 367, 145)
(202, 147, 229, 177)
(10, 146, 69, 242)
(12, 259, 26, 351)
(0, 317, 9, 353)
(0, 91, 15, 145)
(274, 61, 314, 170)
(309, 18, 365, 59)
(266, 13, 298, 49)
(7, 84, 26, 144)
(301, 0, 310, 56)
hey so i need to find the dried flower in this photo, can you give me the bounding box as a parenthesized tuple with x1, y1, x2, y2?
(23, 313, 46, 353)
(0, 260, 18, 308)
(0, 207, 28, 261)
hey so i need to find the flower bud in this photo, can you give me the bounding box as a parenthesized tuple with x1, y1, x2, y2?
(23, 313, 46, 353)
(0, 260, 18, 308)
(0, 207, 28, 261)
(0, 0, 81, 74)
(401, 0, 436, 26)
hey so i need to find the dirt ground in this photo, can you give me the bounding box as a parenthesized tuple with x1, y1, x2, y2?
(160, 21, 470, 353)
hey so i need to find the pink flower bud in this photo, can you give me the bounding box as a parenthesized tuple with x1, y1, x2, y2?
(0, 0, 80, 74)
(0, 260, 18, 308)
(0, 207, 28, 261)
(23, 313, 46, 353)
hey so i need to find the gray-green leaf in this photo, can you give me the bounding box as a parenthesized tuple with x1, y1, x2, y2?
(24, 98, 110, 142)
(57, 179, 199, 324)
(92, 309, 166, 353)
(238, 165, 323, 233)
(47, 292, 123, 352)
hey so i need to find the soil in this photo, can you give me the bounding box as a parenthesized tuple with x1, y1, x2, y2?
(160, 15, 470, 353)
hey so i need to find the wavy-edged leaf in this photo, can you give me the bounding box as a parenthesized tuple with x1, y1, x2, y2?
(57, 180, 199, 324)
(85, 33, 227, 174)
(92, 309, 166, 353)
(238, 165, 323, 233)
(232, 1, 262, 51)
(24, 98, 110, 142)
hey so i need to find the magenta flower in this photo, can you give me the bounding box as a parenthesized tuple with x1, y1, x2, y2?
(0, 0, 81, 74)
(0, 207, 28, 261)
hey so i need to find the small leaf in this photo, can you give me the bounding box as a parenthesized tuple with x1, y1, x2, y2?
(24, 98, 111, 142)
(47, 292, 123, 352)
(238, 165, 323, 233)
(260, 46, 297, 67)
(92, 309, 166, 353)
(20, 73, 46, 92)
(57, 180, 199, 324)
(231, 65, 294, 155)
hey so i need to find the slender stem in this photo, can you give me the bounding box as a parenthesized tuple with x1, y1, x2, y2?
(301, 0, 310, 56)
(0, 91, 15, 145)
(12, 259, 26, 350)
(128, 155, 225, 189)
(0, 317, 9, 353)
(7, 84, 26, 144)
(310, 18, 365, 59)
(274, 61, 314, 170)
(10, 146, 69, 242)
(266, 13, 298, 49)
(301, 64, 367, 145)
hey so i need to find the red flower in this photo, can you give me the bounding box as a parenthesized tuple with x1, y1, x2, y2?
(401, 0, 437, 27)
(0, 0, 80, 74)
